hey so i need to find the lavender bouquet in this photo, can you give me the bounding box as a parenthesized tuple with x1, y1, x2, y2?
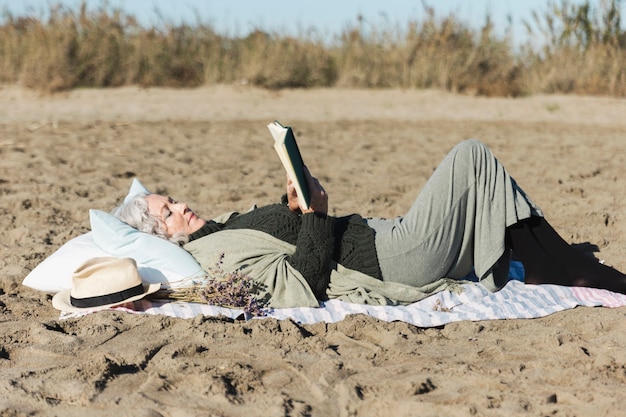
(154, 254, 267, 317)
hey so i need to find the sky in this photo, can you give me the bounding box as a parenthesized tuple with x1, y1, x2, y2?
(0, 0, 598, 44)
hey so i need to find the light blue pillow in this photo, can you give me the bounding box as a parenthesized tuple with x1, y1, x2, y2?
(89, 178, 205, 279)
(124, 178, 150, 204)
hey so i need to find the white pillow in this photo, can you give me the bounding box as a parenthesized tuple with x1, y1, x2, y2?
(22, 178, 205, 293)
(21, 231, 192, 293)
(22, 232, 109, 292)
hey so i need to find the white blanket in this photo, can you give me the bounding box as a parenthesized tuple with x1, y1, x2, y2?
(61, 280, 626, 326)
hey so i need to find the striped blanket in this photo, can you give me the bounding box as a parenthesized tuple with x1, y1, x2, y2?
(61, 278, 626, 327)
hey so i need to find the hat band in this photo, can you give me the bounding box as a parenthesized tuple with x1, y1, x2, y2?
(70, 283, 145, 308)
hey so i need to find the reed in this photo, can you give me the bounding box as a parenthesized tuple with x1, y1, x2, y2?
(1, 0, 624, 96)
(522, 0, 626, 95)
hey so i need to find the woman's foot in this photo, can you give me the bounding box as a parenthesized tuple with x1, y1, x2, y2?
(524, 257, 626, 294)
(508, 216, 626, 294)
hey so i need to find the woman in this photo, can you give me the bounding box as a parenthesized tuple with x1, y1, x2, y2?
(114, 139, 626, 307)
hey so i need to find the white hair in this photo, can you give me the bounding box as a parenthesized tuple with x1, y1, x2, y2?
(112, 193, 189, 246)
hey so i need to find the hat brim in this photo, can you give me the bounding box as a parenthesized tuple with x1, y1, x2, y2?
(52, 282, 161, 312)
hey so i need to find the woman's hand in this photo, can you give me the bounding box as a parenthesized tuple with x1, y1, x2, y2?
(286, 166, 328, 215)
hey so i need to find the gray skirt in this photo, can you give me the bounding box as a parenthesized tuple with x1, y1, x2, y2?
(366, 139, 542, 292)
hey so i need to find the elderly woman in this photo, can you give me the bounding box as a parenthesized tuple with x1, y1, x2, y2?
(114, 139, 626, 307)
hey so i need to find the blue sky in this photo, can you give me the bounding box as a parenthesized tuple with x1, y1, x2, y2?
(1, 0, 594, 44)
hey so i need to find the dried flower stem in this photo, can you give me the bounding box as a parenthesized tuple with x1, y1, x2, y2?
(154, 253, 267, 317)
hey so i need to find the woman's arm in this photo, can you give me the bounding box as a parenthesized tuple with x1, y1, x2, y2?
(284, 166, 334, 298)
(286, 212, 335, 299)
(286, 165, 328, 215)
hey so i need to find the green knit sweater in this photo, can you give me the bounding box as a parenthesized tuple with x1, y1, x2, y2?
(188, 200, 381, 299)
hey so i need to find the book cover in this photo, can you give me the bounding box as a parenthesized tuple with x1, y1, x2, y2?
(267, 121, 311, 210)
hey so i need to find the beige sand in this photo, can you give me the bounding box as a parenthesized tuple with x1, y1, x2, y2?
(1, 85, 625, 416)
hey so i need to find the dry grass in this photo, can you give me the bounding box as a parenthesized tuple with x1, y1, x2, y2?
(1, 0, 625, 96)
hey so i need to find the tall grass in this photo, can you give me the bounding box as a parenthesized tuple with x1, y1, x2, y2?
(1, 0, 625, 96)
(523, 0, 626, 95)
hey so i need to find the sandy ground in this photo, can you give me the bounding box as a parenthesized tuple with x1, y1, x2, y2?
(1, 85, 625, 416)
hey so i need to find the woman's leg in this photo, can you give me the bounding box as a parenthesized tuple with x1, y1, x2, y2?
(507, 216, 626, 293)
(368, 139, 540, 291)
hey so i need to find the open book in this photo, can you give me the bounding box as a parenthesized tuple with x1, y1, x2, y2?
(267, 121, 310, 210)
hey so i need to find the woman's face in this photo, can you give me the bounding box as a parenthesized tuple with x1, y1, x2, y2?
(145, 194, 206, 237)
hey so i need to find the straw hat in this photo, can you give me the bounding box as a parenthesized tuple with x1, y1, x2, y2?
(52, 257, 161, 312)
